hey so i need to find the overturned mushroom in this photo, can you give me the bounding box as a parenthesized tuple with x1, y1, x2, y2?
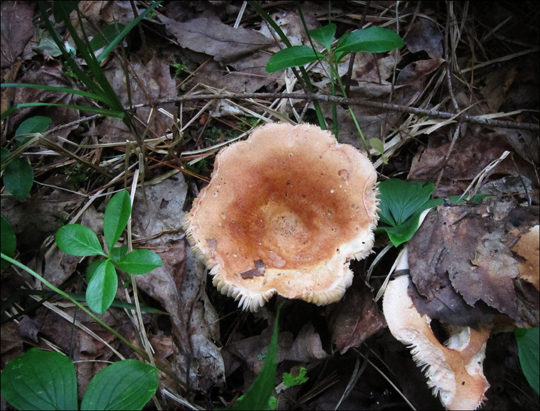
(383, 271, 491, 410)
(184, 123, 379, 311)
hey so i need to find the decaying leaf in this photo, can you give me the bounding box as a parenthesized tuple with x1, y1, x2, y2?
(131, 176, 225, 391)
(394, 59, 444, 106)
(0, 189, 82, 251)
(98, 54, 176, 143)
(408, 131, 537, 198)
(409, 198, 539, 327)
(331, 277, 386, 354)
(188, 52, 281, 96)
(285, 322, 329, 362)
(405, 17, 444, 60)
(1, 1, 35, 68)
(161, 16, 273, 63)
(223, 325, 294, 388)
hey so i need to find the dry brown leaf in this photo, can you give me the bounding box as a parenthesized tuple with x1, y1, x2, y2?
(408, 131, 537, 198)
(1, 1, 35, 68)
(224, 326, 294, 388)
(76, 1, 134, 25)
(161, 16, 272, 63)
(284, 322, 329, 362)
(481, 66, 518, 112)
(0, 189, 82, 251)
(394, 58, 444, 106)
(188, 52, 281, 96)
(405, 17, 444, 60)
(131, 176, 225, 391)
(0, 322, 25, 369)
(98, 54, 176, 143)
(409, 198, 539, 327)
(258, 8, 321, 49)
(330, 278, 386, 354)
(408, 209, 499, 327)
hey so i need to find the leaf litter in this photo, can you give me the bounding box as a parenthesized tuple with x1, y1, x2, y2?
(1, 1, 539, 410)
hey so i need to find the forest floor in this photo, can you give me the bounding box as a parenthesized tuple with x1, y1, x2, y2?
(1, 1, 539, 410)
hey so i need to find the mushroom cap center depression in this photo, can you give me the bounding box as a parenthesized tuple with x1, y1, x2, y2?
(198, 140, 371, 275)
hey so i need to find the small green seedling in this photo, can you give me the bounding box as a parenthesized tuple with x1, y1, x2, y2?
(515, 327, 540, 395)
(376, 179, 488, 247)
(1, 1, 162, 122)
(232, 306, 281, 411)
(1, 348, 158, 411)
(376, 179, 436, 247)
(283, 365, 309, 387)
(266, 24, 405, 73)
(56, 190, 162, 314)
(265, 21, 405, 143)
(1, 116, 52, 200)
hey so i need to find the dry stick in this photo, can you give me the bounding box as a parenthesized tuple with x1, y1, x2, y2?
(152, 92, 539, 131)
(434, 2, 462, 194)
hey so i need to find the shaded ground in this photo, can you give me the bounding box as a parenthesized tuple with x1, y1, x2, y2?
(1, 1, 539, 410)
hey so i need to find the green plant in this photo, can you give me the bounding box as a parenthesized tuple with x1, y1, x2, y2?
(376, 179, 489, 247)
(515, 327, 539, 395)
(264, 19, 405, 147)
(1, 116, 51, 200)
(282, 365, 309, 387)
(232, 306, 281, 410)
(1, 215, 16, 268)
(56, 190, 162, 313)
(1, 348, 158, 411)
(1, 1, 162, 122)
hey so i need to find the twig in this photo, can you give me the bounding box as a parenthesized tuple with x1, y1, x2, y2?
(151, 92, 539, 131)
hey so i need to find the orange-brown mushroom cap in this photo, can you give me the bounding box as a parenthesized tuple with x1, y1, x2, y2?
(184, 123, 379, 311)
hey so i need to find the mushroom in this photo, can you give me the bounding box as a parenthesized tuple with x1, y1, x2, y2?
(184, 123, 379, 311)
(383, 271, 491, 410)
(511, 224, 539, 290)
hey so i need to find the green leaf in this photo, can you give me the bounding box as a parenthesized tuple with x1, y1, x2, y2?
(308, 23, 336, 52)
(86, 259, 117, 314)
(515, 328, 539, 395)
(53, 1, 79, 24)
(370, 137, 385, 154)
(56, 224, 105, 257)
(1, 215, 16, 268)
(1, 147, 9, 162)
(110, 244, 128, 263)
(376, 191, 490, 247)
(104, 190, 131, 250)
(283, 366, 309, 387)
(117, 249, 163, 274)
(81, 359, 158, 410)
(4, 157, 34, 200)
(232, 305, 281, 410)
(378, 179, 435, 226)
(0, 348, 78, 411)
(15, 116, 52, 137)
(96, 1, 163, 63)
(377, 210, 427, 247)
(89, 23, 126, 51)
(335, 26, 405, 61)
(86, 258, 107, 281)
(266, 46, 325, 73)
